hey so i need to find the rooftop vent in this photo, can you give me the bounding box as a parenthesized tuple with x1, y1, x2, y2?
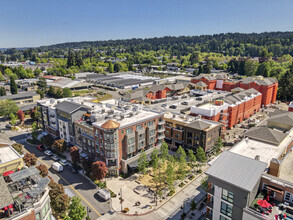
(255, 155, 260, 161)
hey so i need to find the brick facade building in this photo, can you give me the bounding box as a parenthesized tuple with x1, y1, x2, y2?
(190, 88, 262, 130)
(191, 74, 278, 106)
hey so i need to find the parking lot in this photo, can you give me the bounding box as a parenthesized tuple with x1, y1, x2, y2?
(146, 90, 231, 114)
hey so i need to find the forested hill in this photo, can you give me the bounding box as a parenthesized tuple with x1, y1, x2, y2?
(39, 31, 293, 57)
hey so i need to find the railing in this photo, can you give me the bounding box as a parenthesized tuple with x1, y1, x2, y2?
(157, 127, 165, 132)
(157, 134, 165, 139)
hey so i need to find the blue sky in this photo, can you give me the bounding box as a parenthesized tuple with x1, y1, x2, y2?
(1, 0, 293, 48)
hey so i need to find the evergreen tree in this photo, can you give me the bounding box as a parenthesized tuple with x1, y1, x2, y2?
(10, 77, 18, 94)
(108, 62, 114, 73)
(67, 49, 75, 67)
(278, 63, 293, 101)
(188, 150, 196, 165)
(0, 87, 6, 96)
(75, 52, 83, 67)
(37, 77, 47, 91)
(196, 147, 206, 163)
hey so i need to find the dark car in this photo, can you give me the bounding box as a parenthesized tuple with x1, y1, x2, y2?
(161, 104, 167, 107)
(37, 145, 46, 151)
(70, 164, 79, 174)
(196, 97, 203, 101)
(181, 101, 188, 105)
(169, 105, 177, 109)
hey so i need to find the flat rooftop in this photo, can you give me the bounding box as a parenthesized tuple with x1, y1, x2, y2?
(279, 150, 293, 183)
(230, 128, 293, 165)
(93, 109, 162, 129)
(0, 146, 22, 164)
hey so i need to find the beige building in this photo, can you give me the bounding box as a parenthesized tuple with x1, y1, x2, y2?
(0, 143, 24, 175)
(0, 92, 40, 106)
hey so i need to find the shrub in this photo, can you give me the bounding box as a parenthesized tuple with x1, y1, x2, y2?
(96, 181, 107, 189)
(168, 190, 175, 197)
(188, 175, 195, 180)
(179, 182, 185, 187)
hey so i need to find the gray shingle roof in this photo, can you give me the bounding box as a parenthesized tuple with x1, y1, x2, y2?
(268, 114, 293, 128)
(244, 127, 287, 145)
(194, 81, 207, 87)
(0, 176, 13, 209)
(187, 120, 211, 130)
(206, 151, 267, 192)
(55, 101, 85, 113)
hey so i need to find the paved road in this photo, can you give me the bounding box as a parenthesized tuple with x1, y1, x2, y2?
(7, 132, 111, 220)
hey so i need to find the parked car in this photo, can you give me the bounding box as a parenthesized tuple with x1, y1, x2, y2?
(70, 164, 79, 174)
(51, 162, 63, 172)
(96, 189, 111, 201)
(5, 124, 11, 129)
(169, 105, 177, 109)
(44, 150, 53, 156)
(196, 97, 203, 101)
(59, 159, 69, 166)
(161, 104, 167, 107)
(181, 101, 188, 105)
(37, 145, 46, 151)
(51, 154, 60, 161)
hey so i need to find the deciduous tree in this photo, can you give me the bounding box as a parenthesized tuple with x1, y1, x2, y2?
(91, 161, 108, 181)
(17, 110, 25, 123)
(53, 139, 67, 154)
(138, 151, 148, 175)
(49, 179, 70, 216)
(66, 196, 86, 220)
(36, 164, 48, 177)
(12, 143, 23, 155)
(160, 142, 169, 161)
(23, 152, 37, 167)
(70, 146, 80, 164)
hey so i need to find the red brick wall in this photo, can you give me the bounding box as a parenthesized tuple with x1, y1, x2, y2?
(20, 210, 36, 220)
(289, 107, 293, 112)
(191, 78, 216, 90)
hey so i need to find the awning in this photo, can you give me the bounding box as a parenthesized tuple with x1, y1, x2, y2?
(84, 113, 91, 117)
(267, 186, 284, 194)
(3, 170, 14, 176)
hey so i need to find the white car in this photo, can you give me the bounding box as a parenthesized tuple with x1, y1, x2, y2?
(59, 159, 69, 166)
(51, 154, 60, 161)
(44, 150, 53, 156)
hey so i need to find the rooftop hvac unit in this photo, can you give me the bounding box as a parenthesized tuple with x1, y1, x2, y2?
(129, 112, 134, 117)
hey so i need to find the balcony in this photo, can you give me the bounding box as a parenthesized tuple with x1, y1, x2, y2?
(158, 120, 165, 125)
(157, 126, 165, 132)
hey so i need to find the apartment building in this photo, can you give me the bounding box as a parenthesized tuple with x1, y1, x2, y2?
(206, 151, 267, 220)
(190, 88, 262, 130)
(0, 167, 51, 220)
(37, 97, 91, 143)
(164, 112, 222, 152)
(191, 74, 278, 106)
(91, 101, 165, 176)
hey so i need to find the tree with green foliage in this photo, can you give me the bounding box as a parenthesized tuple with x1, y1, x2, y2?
(36, 164, 48, 177)
(278, 63, 293, 101)
(177, 158, 187, 180)
(37, 77, 47, 91)
(175, 146, 186, 162)
(196, 147, 206, 172)
(9, 113, 17, 125)
(165, 161, 176, 192)
(114, 62, 122, 72)
(257, 62, 271, 77)
(66, 197, 86, 220)
(188, 150, 196, 165)
(4, 68, 13, 78)
(244, 60, 259, 76)
(150, 148, 159, 170)
(214, 137, 223, 154)
(0, 100, 19, 117)
(138, 151, 148, 175)
(0, 71, 4, 81)
(108, 62, 114, 73)
(67, 49, 75, 67)
(160, 142, 169, 161)
(10, 77, 18, 94)
(63, 88, 72, 98)
(42, 134, 55, 147)
(75, 52, 83, 67)
(31, 122, 39, 141)
(34, 69, 42, 77)
(0, 87, 6, 96)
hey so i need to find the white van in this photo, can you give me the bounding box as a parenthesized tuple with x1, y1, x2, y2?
(96, 189, 111, 201)
(51, 162, 63, 172)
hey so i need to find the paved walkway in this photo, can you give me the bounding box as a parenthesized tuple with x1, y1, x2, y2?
(100, 173, 207, 220)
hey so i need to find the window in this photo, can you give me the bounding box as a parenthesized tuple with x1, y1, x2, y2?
(220, 215, 228, 220)
(147, 121, 154, 126)
(150, 129, 156, 136)
(136, 124, 143, 130)
(222, 189, 234, 203)
(42, 201, 50, 217)
(128, 137, 135, 145)
(121, 130, 124, 134)
(126, 127, 133, 134)
(285, 192, 291, 202)
(221, 202, 232, 217)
